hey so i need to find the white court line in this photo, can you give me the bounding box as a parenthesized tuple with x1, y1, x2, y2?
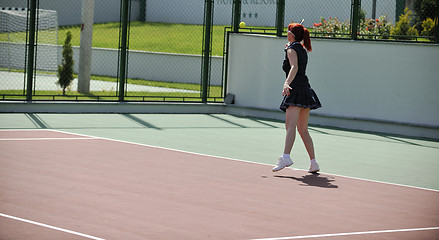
(0, 137, 97, 141)
(46, 129, 439, 193)
(0, 129, 49, 131)
(250, 227, 439, 240)
(0, 213, 106, 240)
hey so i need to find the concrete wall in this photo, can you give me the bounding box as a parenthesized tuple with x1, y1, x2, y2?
(71, 48, 222, 86)
(0, 42, 222, 85)
(226, 33, 439, 136)
(0, 42, 58, 71)
(71, 48, 223, 85)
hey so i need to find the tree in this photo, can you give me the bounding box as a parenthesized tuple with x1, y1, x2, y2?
(413, 0, 438, 39)
(57, 31, 74, 95)
(414, 0, 438, 22)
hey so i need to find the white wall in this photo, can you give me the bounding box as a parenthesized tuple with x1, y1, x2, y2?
(0, 43, 222, 85)
(73, 48, 223, 85)
(227, 33, 439, 129)
(0, 42, 57, 71)
(70, 48, 223, 86)
(0, 0, 139, 26)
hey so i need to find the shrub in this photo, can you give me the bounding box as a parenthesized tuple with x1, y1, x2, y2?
(390, 8, 419, 40)
(57, 31, 74, 95)
(421, 17, 435, 37)
(311, 7, 433, 41)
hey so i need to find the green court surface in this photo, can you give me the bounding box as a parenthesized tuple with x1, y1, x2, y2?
(1, 113, 438, 191)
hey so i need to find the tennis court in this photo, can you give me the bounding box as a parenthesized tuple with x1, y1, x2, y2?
(1, 113, 438, 240)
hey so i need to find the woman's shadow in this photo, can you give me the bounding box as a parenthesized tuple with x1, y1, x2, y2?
(274, 173, 338, 188)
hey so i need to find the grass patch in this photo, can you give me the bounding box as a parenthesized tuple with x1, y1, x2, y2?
(2, 21, 278, 57)
(0, 72, 223, 101)
(59, 21, 230, 56)
(3, 21, 434, 58)
(1, 21, 230, 56)
(0, 89, 221, 102)
(85, 74, 223, 97)
(0, 68, 212, 92)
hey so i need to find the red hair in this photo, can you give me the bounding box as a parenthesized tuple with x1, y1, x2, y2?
(288, 23, 312, 52)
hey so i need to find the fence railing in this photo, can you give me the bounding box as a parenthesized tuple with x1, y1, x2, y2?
(0, 0, 437, 102)
(232, 0, 438, 42)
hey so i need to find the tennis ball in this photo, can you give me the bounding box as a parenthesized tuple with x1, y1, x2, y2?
(239, 22, 245, 28)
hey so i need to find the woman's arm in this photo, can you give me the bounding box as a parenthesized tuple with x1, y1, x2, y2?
(282, 48, 298, 96)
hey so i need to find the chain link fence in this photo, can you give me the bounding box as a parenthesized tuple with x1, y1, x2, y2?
(0, 0, 129, 100)
(122, 0, 229, 102)
(124, 0, 205, 102)
(1, 0, 437, 102)
(306, 0, 438, 41)
(285, 0, 353, 39)
(0, 0, 225, 102)
(226, 0, 437, 42)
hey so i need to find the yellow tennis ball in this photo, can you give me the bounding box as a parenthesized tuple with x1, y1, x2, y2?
(239, 22, 245, 28)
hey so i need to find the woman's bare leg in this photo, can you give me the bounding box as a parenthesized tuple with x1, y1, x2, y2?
(297, 108, 315, 160)
(283, 106, 301, 154)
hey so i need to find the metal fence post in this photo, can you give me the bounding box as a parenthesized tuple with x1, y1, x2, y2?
(395, 0, 405, 23)
(232, 0, 241, 32)
(436, 5, 439, 43)
(351, 0, 361, 40)
(371, 0, 377, 20)
(139, 0, 146, 22)
(26, 0, 37, 101)
(276, 0, 285, 37)
(201, 0, 213, 103)
(118, 0, 129, 101)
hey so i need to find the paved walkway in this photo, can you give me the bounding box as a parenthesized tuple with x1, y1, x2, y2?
(0, 71, 198, 93)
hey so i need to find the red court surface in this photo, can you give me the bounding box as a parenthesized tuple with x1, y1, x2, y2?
(1, 130, 438, 240)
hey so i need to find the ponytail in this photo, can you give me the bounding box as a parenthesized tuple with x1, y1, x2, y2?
(289, 23, 312, 52)
(303, 27, 312, 52)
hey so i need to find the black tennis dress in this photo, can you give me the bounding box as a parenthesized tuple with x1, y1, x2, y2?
(279, 42, 322, 112)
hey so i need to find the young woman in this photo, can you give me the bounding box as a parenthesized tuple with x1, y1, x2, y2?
(273, 23, 322, 173)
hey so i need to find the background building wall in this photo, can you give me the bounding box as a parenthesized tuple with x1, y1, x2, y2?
(1, 0, 397, 27)
(0, 0, 140, 26)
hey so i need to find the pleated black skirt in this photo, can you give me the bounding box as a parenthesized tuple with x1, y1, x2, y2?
(280, 87, 322, 112)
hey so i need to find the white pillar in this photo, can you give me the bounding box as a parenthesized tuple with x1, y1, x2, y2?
(78, 0, 94, 93)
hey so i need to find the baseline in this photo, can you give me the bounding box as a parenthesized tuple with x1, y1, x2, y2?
(0, 129, 98, 141)
(0, 213, 106, 240)
(0, 138, 97, 141)
(250, 227, 439, 240)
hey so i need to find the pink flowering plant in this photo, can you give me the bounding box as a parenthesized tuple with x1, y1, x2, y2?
(311, 15, 393, 39)
(311, 17, 350, 38)
(359, 15, 393, 39)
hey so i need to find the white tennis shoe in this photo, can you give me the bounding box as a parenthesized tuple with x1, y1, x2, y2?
(272, 156, 293, 172)
(308, 160, 320, 173)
